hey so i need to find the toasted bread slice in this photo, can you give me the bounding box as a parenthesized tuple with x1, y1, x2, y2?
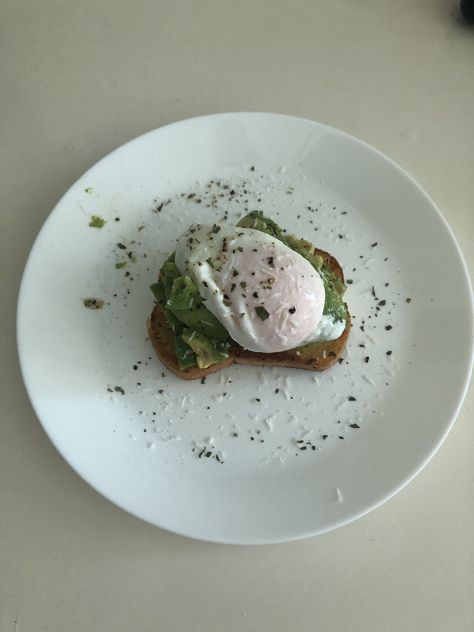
(147, 246, 351, 380)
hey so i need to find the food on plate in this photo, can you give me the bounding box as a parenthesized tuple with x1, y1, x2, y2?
(88, 215, 106, 228)
(147, 212, 350, 379)
(82, 297, 104, 310)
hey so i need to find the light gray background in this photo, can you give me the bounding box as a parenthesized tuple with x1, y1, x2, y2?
(1, 1, 473, 630)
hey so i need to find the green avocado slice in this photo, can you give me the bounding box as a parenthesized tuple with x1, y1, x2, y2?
(181, 328, 230, 369)
(166, 276, 230, 342)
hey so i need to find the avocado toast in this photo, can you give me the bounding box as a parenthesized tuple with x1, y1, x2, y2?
(147, 212, 351, 380)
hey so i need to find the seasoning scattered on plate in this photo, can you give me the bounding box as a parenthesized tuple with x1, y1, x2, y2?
(82, 298, 104, 310)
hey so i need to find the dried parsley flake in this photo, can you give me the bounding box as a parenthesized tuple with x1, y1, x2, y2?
(255, 306, 270, 321)
(89, 215, 106, 228)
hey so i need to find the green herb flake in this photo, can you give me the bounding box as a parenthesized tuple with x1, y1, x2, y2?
(138, 224, 145, 232)
(255, 305, 270, 321)
(115, 262, 127, 269)
(85, 187, 93, 194)
(114, 386, 125, 395)
(89, 215, 106, 228)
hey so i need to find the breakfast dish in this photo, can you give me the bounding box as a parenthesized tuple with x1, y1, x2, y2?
(147, 212, 350, 378)
(17, 113, 473, 544)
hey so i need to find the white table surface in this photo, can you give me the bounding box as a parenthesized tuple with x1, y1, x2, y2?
(1, 1, 473, 630)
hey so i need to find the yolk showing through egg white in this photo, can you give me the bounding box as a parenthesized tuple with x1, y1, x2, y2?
(175, 224, 326, 353)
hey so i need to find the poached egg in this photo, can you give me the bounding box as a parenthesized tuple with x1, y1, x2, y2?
(175, 224, 344, 353)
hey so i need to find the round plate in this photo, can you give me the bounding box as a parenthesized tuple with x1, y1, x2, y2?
(17, 113, 473, 544)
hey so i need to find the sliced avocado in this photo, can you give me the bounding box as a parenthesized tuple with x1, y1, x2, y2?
(151, 262, 198, 370)
(285, 235, 324, 270)
(161, 260, 181, 298)
(151, 261, 229, 368)
(318, 263, 347, 322)
(181, 329, 230, 369)
(150, 282, 166, 305)
(166, 276, 230, 342)
(166, 275, 201, 310)
(175, 335, 198, 370)
(285, 234, 346, 322)
(237, 210, 288, 244)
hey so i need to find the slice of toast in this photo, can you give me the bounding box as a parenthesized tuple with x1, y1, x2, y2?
(147, 247, 351, 380)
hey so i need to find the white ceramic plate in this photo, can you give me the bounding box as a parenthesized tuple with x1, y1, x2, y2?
(17, 113, 473, 544)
